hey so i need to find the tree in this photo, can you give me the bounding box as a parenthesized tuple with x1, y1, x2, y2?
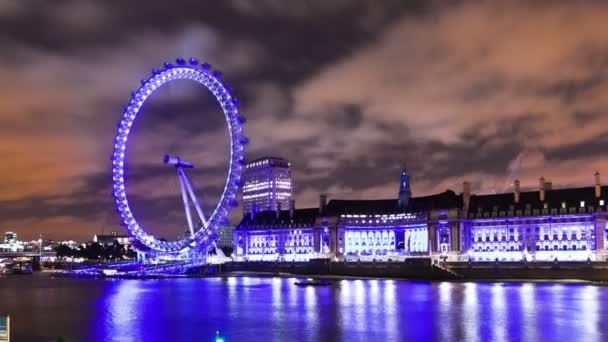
(84, 242, 104, 260)
(125, 245, 137, 259)
(53, 245, 75, 258)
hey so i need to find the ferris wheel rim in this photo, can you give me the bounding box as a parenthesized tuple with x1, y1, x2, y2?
(111, 58, 246, 253)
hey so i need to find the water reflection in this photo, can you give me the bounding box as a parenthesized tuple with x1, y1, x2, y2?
(580, 286, 599, 341)
(105, 280, 142, 339)
(438, 282, 454, 341)
(520, 283, 538, 342)
(0, 275, 607, 341)
(462, 282, 479, 342)
(490, 283, 507, 342)
(383, 280, 398, 341)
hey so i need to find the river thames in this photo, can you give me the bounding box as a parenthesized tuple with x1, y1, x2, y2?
(0, 274, 607, 341)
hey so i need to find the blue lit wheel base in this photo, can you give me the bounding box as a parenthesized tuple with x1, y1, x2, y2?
(112, 58, 246, 254)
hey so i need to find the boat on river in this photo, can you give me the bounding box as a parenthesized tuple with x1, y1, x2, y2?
(294, 278, 332, 286)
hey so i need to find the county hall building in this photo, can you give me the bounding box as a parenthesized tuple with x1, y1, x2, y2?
(234, 159, 608, 263)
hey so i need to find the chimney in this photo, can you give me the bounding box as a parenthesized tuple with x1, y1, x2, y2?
(595, 171, 601, 198)
(539, 177, 546, 202)
(319, 194, 327, 215)
(463, 181, 471, 211)
(289, 199, 295, 218)
(514, 179, 520, 204)
(276, 201, 282, 219)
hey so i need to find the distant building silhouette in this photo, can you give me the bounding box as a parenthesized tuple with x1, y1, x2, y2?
(93, 232, 130, 246)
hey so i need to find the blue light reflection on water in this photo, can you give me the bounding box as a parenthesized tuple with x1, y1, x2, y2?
(1, 275, 608, 341)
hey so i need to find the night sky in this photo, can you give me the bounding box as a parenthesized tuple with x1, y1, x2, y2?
(2, 1, 608, 241)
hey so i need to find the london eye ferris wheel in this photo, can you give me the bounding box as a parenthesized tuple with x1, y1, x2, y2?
(111, 58, 247, 255)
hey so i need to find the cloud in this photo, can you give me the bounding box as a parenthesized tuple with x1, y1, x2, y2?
(287, 0, 608, 198)
(0, 17, 266, 239)
(0, 2, 23, 17)
(3, 1, 608, 241)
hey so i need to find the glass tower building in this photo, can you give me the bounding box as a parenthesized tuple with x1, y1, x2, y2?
(242, 157, 293, 214)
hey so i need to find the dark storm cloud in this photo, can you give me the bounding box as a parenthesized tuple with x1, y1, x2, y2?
(0, 194, 105, 222)
(573, 111, 603, 125)
(286, 113, 533, 201)
(325, 146, 409, 187)
(0, 0, 430, 85)
(0, 171, 112, 222)
(324, 104, 365, 130)
(544, 133, 608, 162)
(538, 76, 605, 105)
(4, 0, 608, 240)
(0, 161, 227, 236)
(423, 137, 522, 181)
(135, 94, 226, 136)
(461, 75, 507, 102)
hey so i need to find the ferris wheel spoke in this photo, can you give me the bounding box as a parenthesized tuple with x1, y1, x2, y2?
(178, 168, 195, 238)
(179, 167, 208, 230)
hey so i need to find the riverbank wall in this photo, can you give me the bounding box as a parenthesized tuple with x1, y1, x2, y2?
(224, 259, 608, 282)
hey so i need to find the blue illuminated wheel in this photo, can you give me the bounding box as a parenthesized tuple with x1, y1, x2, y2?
(111, 58, 246, 253)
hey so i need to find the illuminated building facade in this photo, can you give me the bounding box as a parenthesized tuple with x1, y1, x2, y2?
(0, 231, 25, 252)
(234, 168, 608, 263)
(242, 157, 293, 214)
(3, 232, 16, 244)
(462, 176, 607, 262)
(234, 206, 318, 261)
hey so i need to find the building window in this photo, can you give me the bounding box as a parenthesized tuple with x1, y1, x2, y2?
(580, 201, 585, 208)
(561, 202, 566, 209)
(601, 200, 605, 206)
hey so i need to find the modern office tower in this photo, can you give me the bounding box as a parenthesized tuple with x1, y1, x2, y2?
(217, 225, 234, 249)
(242, 157, 293, 214)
